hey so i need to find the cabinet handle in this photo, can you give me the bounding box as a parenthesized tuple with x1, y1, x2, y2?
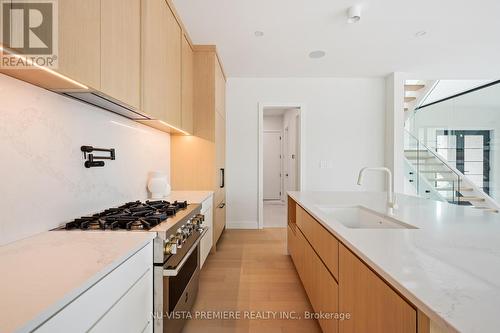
(220, 168, 225, 188)
(218, 203, 226, 209)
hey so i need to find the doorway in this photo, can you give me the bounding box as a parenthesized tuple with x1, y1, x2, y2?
(259, 104, 304, 229)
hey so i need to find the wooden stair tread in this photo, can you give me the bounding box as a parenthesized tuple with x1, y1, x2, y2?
(473, 207, 499, 213)
(461, 196, 486, 202)
(435, 187, 473, 192)
(412, 163, 443, 166)
(405, 96, 417, 102)
(405, 84, 425, 91)
(427, 178, 457, 182)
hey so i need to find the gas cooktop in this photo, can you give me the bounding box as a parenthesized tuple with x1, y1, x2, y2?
(63, 200, 188, 231)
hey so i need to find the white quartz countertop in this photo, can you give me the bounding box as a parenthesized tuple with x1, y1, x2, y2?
(153, 190, 213, 204)
(0, 231, 155, 333)
(288, 191, 500, 333)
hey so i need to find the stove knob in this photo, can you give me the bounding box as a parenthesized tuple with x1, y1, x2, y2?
(181, 226, 191, 236)
(174, 232, 185, 246)
(171, 234, 181, 243)
(164, 240, 177, 255)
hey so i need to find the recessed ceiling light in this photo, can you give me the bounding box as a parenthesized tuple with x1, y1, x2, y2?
(415, 31, 427, 37)
(309, 50, 326, 59)
(254, 31, 264, 37)
(347, 5, 362, 23)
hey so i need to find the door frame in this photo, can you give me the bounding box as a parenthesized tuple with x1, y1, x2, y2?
(263, 130, 283, 201)
(258, 103, 306, 229)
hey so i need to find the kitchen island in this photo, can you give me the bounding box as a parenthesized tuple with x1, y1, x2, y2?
(288, 191, 500, 333)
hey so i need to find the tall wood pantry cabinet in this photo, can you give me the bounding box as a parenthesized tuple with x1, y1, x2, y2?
(171, 46, 227, 250)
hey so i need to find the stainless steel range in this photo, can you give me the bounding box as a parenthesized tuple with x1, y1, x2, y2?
(59, 200, 207, 333)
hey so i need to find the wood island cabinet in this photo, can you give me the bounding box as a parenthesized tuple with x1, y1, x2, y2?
(339, 244, 416, 333)
(288, 196, 428, 333)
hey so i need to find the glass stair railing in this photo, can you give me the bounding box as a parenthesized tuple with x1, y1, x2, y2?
(404, 130, 499, 213)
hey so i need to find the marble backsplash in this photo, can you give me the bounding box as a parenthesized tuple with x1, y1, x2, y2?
(0, 74, 171, 245)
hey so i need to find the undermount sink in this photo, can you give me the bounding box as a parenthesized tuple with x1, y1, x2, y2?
(315, 205, 417, 229)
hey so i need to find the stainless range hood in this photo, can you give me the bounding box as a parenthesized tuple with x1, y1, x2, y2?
(61, 91, 150, 120)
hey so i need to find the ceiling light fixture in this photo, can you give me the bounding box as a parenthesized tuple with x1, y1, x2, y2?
(347, 5, 362, 23)
(254, 31, 264, 37)
(415, 31, 427, 37)
(309, 50, 326, 59)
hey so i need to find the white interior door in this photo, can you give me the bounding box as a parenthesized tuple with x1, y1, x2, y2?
(464, 135, 484, 189)
(263, 131, 282, 200)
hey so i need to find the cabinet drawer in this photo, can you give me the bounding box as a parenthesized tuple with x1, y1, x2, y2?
(297, 205, 339, 280)
(89, 269, 153, 333)
(214, 199, 226, 245)
(296, 228, 339, 333)
(339, 244, 416, 333)
(35, 243, 152, 332)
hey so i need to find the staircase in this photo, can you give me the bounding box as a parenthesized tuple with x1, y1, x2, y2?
(404, 80, 438, 113)
(404, 131, 499, 213)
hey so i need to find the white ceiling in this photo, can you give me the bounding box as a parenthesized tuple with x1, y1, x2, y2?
(172, 0, 500, 78)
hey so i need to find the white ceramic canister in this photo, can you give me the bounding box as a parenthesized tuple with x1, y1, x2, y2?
(147, 171, 171, 199)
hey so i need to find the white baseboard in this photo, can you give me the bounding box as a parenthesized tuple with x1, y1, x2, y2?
(226, 220, 259, 229)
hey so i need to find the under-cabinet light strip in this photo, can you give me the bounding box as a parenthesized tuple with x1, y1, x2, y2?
(0, 45, 89, 90)
(158, 121, 191, 135)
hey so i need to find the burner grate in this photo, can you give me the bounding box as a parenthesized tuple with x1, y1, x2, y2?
(64, 200, 188, 230)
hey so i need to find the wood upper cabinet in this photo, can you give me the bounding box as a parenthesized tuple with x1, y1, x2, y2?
(181, 35, 194, 133)
(215, 58, 226, 119)
(141, 0, 181, 127)
(0, 0, 100, 91)
(141, 0, 169, 120)
(164, 4, 182, 128)
(339, 244, 417, 333)
(58, 0, 101, 89)
(100, 0, 141, 109)
(193, 50, 216, 141)
(192, 49, 226, 140)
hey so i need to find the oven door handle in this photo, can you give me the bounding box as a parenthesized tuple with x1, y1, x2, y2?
(163, 227, 208, 277)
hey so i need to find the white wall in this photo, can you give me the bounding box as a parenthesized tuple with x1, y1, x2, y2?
(0, 74, 170, 245)
(263, 115, 283, 131)
(385, 73, 406, 193)
(226, 78, 386, 228)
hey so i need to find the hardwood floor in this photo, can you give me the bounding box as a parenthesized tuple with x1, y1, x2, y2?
(183, 228, 321, 333)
